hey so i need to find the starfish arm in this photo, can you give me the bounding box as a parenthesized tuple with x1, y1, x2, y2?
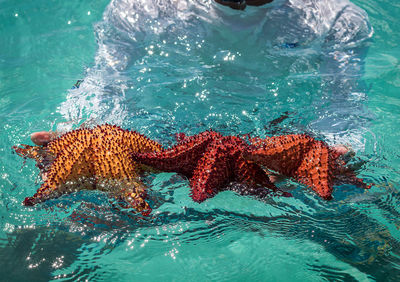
(133, 130, 221, 177)
(97, 124, 163, 154)
(23, 132, 94, 206)
(233, 158, 278, 192)
(294, 140, 372, 199)
(125, 131, 163, 153)
(13, 144, 42, 160)
(335, 172, 372, 190)
(13, 144, 56, 173)
(295, 140, 334, 199)
(245, 134, 313, 175)
(89, 126, 155, 214)
(333, 158, 372, 190)
(91, 126, 133, 179)
(108, 179, 152, 216)
(46, 128, 83, 155)
(189, 141, 233, 202)
(233, 157, 293, 198)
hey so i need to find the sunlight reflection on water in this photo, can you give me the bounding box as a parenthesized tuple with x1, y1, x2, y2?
(1, 0, 400, 281)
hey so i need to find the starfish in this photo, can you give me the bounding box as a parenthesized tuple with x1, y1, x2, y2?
(13, 124, 162, 215)
(243, 134, 372, 200)
(132, 130, 283, 203)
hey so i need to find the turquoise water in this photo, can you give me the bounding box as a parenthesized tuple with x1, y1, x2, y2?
(1, 0, 400, 280)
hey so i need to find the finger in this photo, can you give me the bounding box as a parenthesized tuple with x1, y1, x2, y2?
(31, 131, 52, 146)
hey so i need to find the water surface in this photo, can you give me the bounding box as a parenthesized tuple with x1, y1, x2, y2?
(1, 0, 400, 280)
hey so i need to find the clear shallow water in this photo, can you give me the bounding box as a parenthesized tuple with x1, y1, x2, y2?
(1, 0, 400, 281)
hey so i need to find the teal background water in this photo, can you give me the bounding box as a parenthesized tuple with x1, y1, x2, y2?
(1, 0, 400, 281)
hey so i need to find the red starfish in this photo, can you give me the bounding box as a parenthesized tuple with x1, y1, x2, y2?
(243, 134, 372, 200)
(133, 130, 283, 202)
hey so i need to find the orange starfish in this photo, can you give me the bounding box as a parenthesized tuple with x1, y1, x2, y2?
(13, 124, 162, 215)
(243, 134, 372, 199)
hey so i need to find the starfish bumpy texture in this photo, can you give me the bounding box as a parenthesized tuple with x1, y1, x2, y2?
(133, 130, 283, 202)
(13, 124, 162, 215)
(243, 134, 371, 199)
